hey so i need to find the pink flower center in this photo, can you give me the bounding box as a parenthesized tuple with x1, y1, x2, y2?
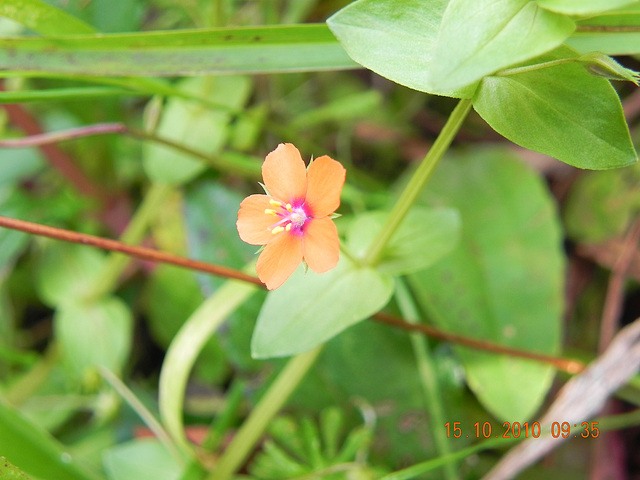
(265, 199, 311, 236)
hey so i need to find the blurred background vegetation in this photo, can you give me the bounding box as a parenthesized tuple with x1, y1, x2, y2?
(1, 1, 640, 479)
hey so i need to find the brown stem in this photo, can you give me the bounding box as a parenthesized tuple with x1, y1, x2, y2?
(0, 215, 262, 287)
(0, 123, 127, 148)
(372, 313, 585, 374)
(1, 85, 110, 203)
(0, 214, 585, 373)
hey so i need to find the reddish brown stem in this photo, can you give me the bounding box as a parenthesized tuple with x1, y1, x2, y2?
(372, 313, 585, 374)
(0, 215, 263, 287)
(1, 90, 109, 203)
(0, 214, 585, 373)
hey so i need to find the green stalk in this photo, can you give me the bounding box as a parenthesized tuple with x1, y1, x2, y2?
(85, 182, 173, 300)
(363, 98, 472, 267)
(207, 346, 323, 480)
(395, 280, 458, 480)
(159, 278, 258, 459)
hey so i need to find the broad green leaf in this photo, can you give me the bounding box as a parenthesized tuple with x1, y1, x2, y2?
(143, 76, 251, 184)
(409, 149, 564, 421)
(473, 47, 637, 170)
(291, 320, 469, 466)
(0, 25, 357, 76)
(327, 0, 476, 98)
(568, 5, 640, 55)
(55, 296, 133, 384)
(328, 0, 574, 96)
(429, 0, 575, 92)
(564, 165, 640, 242)
(103, 439, 182, 480)
(251, 258, 393, 359)
(345, 207, 461, 275)
(34, 242, 106, 307)
(0, 0, 95, 35)
(0, 399, 102, 480)
(538, 0, 637, 15)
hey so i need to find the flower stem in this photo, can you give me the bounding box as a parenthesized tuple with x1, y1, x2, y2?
(395, 280, 458, 480)
(207, 346, 323, 480)
(363, 98, 472, 267)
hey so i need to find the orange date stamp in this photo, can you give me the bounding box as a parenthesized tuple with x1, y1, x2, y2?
(445, 421, 599, 439)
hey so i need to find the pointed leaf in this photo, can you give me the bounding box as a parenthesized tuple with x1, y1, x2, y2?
(251, 258, 393, 358)
(328, 0, 574, 96)
(346, 207, 461, 275)
(409, 149, 564, 421)
(429, 0, 575, 92)
(473, 47, 637, 169)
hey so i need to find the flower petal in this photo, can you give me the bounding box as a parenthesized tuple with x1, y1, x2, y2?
(237, 194, 277, 245)
(262, 143, 307, 203)
(256, 232, 303, 289)
(305, 155, 346, 218)
(303, 217, 339, 274)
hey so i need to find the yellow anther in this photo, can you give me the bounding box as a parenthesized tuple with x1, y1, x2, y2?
(285, 223, 292, 232)
(269, 199, 282, 208)
(264, 208, 277, 216)
(271, 226, 285, 235)
(285, 203, 293, 212)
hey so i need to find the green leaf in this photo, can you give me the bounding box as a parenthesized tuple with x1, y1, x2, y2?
(567, 4, 640, 55)
(0, 25, 357, 76)
(55, 296, 133, 384)
(0, 399, 102, 480)
(538, 0, 637, 15)
(292, 320, 467, 467)
(409, 148, 564, 421)
(0, 0, 96, 35)
(143, 76, 251, 184)
(251, 258, 393, 359)
(34, 242, 106, 307)
(345, 207, 460, 275)
(103, 439, 182, 480)
(328, 0, 574, 96)
(473, 46, 637, 170)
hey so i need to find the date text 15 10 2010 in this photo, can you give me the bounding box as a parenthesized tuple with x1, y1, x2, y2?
(445, 421, 599, 439)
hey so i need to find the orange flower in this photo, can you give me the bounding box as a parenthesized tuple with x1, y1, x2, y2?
(237, 143, 346, 290)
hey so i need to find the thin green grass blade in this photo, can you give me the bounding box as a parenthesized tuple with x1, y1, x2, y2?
(0, 87, 144, 102)
(0, 25, 358, 76)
